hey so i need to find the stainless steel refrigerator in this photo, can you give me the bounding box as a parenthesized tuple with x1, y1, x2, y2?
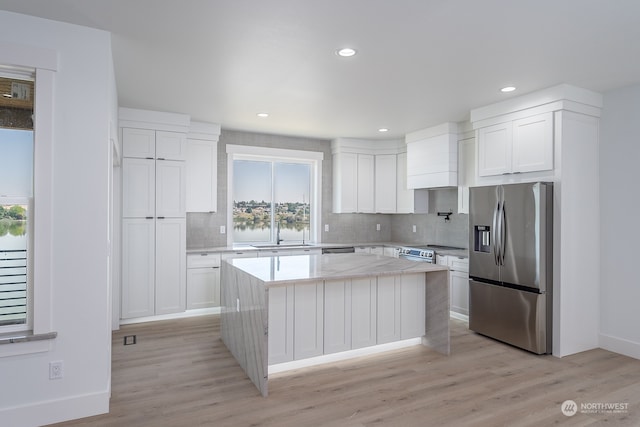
(468, 182, 553, 354)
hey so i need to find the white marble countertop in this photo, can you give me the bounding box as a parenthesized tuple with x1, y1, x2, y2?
(224, 252, 449, 285)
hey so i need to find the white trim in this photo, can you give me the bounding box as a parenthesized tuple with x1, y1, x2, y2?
(226, 144, 324, 161)
(118, 107, 190, 133)
(449, 311, 469, 323)
(119, 307, 221, 325)
(1, 390, 109, 427)
(0, 41, 57, 71)
(599, 334, 640, 361)
(188, 121, 221, 141)
(268, 338, 422, 375)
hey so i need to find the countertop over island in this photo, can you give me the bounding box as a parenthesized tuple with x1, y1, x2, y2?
(221, 252, 451, 396)
(225, 252, 449, 285)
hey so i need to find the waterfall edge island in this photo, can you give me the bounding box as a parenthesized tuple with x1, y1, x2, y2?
(220, 252, 450, 396)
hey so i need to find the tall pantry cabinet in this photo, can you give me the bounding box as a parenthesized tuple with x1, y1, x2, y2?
(120, 109, 189, 319)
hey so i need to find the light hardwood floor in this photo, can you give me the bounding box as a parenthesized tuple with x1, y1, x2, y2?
(50, 315, 640, 426)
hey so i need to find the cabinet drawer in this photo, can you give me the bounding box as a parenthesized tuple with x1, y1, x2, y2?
(187, 253, 221, 268)
(447, 256, 469, 273)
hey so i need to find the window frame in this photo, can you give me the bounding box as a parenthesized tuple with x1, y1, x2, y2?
(0, 43, 57, 357)
(226, 145, 323, 247)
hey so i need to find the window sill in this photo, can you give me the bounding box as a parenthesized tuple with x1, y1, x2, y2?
(0, 331, 57, 358)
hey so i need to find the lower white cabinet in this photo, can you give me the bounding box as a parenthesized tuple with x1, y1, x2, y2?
(121, 218, 186, 319)
(267, 274, 428, 365)
(258, 248, 322, 257)
(293, 281, 324, 359)
(351, 277, 377, 349)
(323, 279, 352, 354)
(268, 285, 294, 365)
(438, 255, 470, 316)
(376, 276, 401, 344)
(155, 219, 187, 315)
(186, 253, 221, 309)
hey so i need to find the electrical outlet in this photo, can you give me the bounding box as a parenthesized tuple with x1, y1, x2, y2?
(220, 225, 226, 234)
(376, 224, 381, 231)
(412, 225, 417, 233)
(324, 224, 329, 232)
(49, 361, 64, 380)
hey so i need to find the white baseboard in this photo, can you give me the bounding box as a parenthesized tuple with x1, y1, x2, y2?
(599, 332, 640, 360)
(450, 311, 469, 322)
(119, 307, 221, 326)
(268, 337, 422, 375)
(1, 390, 109, 427)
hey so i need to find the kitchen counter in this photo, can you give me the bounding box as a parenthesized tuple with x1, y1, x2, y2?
(221, 252, 450, 396)
(225, 252, 448, 285)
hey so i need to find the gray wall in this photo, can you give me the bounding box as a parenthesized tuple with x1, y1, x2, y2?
(187, 129, 468, 249)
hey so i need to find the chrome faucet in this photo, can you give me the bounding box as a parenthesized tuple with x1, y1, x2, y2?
(276, 222, 282, 245)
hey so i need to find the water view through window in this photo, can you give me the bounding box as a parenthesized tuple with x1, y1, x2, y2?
(233, 159, 311, 244)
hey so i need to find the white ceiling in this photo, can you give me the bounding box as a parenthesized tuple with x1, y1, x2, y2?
(1, 0, 640, 140)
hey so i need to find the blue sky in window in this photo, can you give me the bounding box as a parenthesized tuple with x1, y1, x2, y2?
(0, 129, 33, 197)
(234, 160, 310, 203)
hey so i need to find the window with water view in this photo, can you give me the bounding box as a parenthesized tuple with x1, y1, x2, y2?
(0, 75, 34, 330)
(233, 159, 311, 244)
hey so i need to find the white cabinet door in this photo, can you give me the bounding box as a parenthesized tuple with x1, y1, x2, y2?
(383, 247, 399, 258)
(376, 275, 401, 344)
(355, 246, 371, 254)
(156, 160, 186, 218)
(457, 137, 475, 215)
(258, 248, 321, 257)
(357, 154, 375, 213)
(450, 270, 469, 316)
(268, 285, 294, 364)
(370, 246, 384, 255)
(155, 218, 186, 315)
(122, 128, 155, 159)
(122, 158, 155, 218)
(351, 277, 377, 349)
(512, 112, 553, 173)
(332, 152, 358, 213)
(293, 281, 324, 359)
(396, 152, 413, 213)
(156, 131, 187, 161)
(186, 138, 217, 213)
(374, 154, 397, 213)
(186, 267, 220, 309)
(478, 122, 512, 177)
(121, 218, 155, 318)
(323, 279, 352, 354)
(400, 274, 426, 339)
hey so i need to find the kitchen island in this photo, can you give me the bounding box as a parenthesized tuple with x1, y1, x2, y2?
(221, 252, 450, 396)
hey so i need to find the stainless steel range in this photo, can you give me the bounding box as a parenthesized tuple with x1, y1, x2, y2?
(398, 246, 435, 263)
(398, 244, 466, 263)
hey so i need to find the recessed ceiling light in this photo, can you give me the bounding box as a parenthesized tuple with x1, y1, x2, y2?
(378, 128, 389, 133)
(256, 112, 269, 118)
(501, 86, 516, 93)
(336, 47, 357, 57)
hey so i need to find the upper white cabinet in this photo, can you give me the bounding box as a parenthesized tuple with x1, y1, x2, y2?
(457, 124, 476, 214)
(156, 131, 187, 161)
(186, 121, 221, 213)
(156, 160, 186, 217)
(476, 112, 553, 177)
(396, 152, 429, 214)
(405, 122, 458, 189)
(122, 128, 155, 158)
(332, 138, 406, 214)
(374, 154, 397, 213)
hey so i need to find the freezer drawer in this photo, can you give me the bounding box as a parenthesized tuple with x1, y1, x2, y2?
(469, 279, 551, 354)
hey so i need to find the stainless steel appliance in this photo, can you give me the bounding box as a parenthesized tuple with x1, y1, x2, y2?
(469, 182, 553, 354)
(398, 246, 435, 263)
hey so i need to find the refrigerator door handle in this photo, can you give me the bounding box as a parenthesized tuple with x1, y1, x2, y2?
(500, 201, 507, 265)
(492, 201, 501, 266)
